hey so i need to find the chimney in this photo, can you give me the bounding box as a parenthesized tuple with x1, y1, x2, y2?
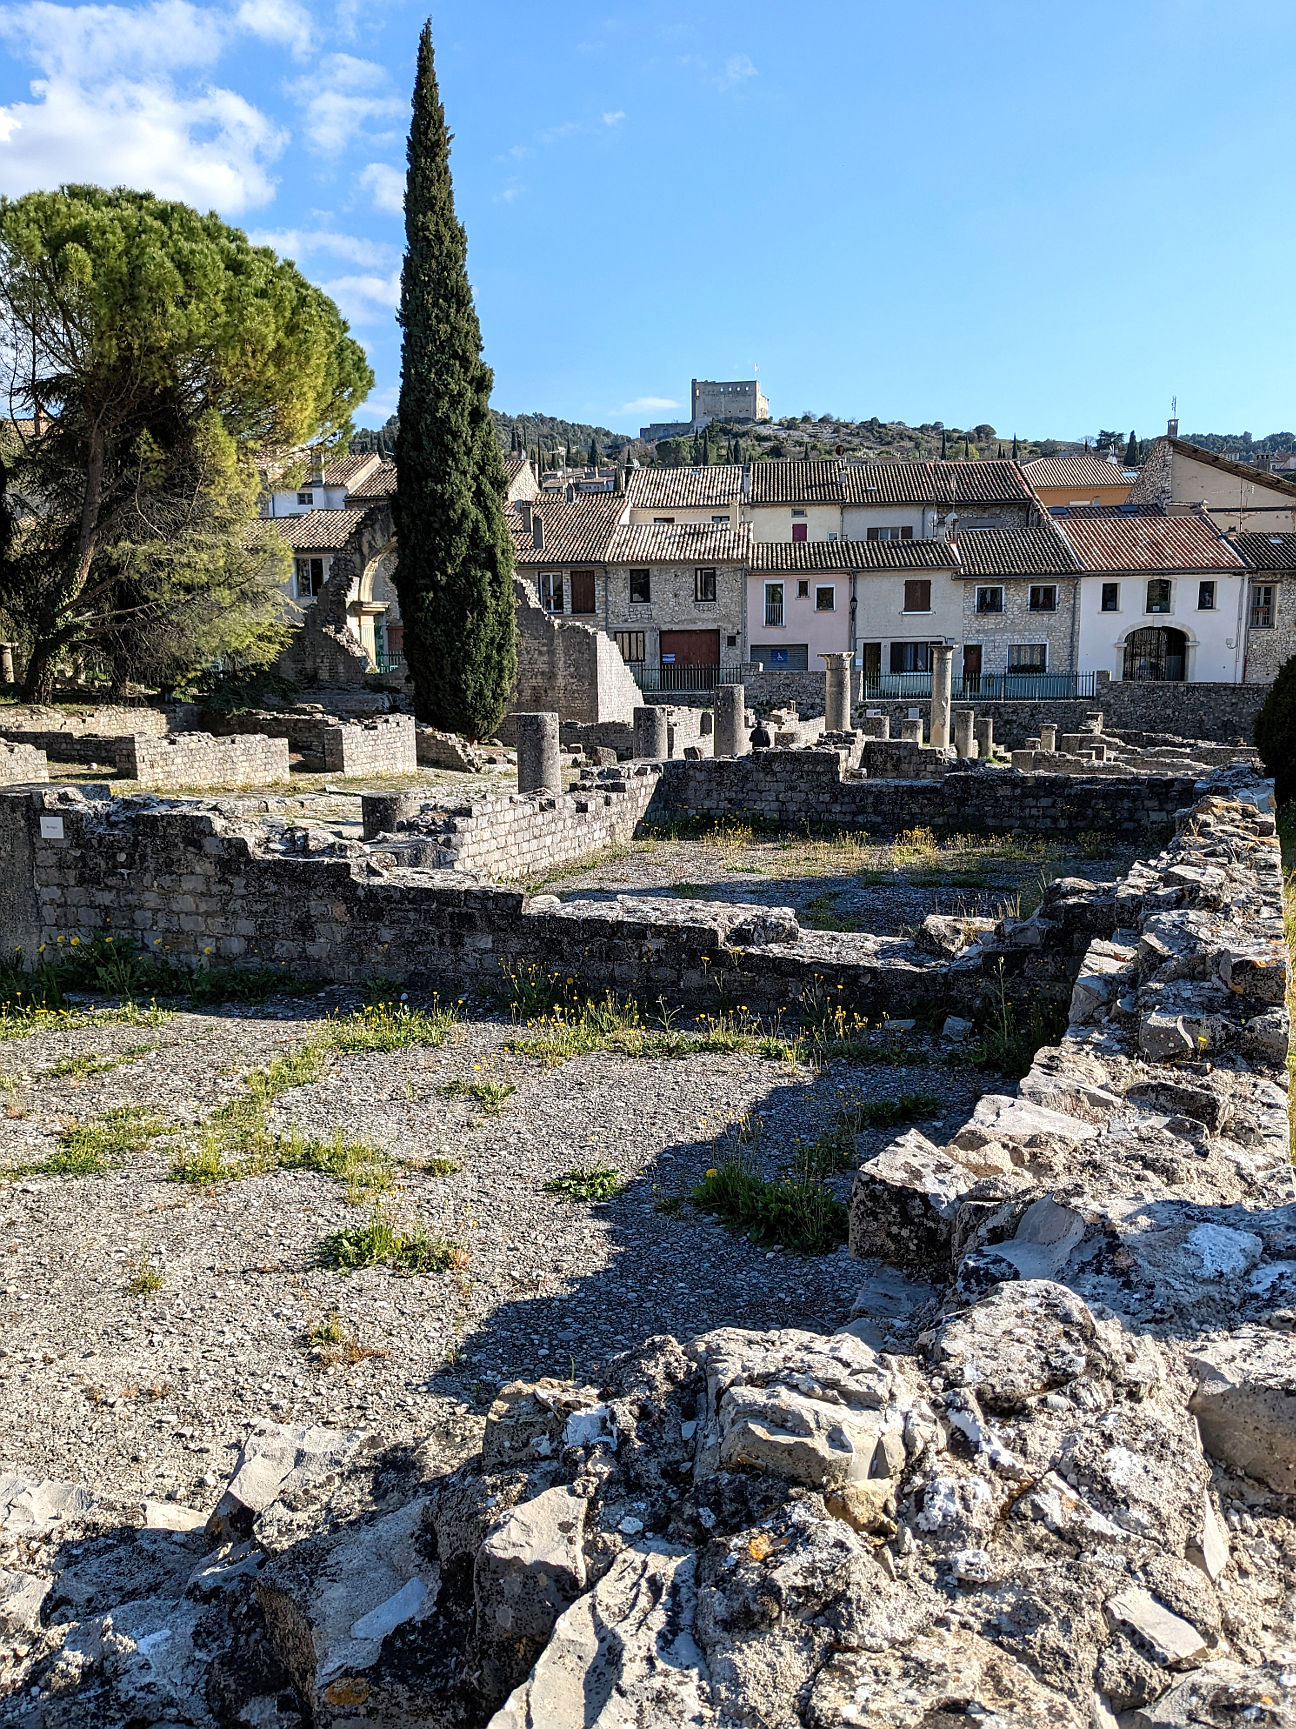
(1167, 416, 1179, 438)
(518, 501, 533, 532)
(532, 515, 545, 551)
(565, 483, 575, 503)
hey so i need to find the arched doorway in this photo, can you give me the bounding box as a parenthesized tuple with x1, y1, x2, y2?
(1123, 626, 1187, 682)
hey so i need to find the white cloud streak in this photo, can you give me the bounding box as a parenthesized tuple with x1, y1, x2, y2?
(286, 53, 404, 156)
(358, 160, 404, 213)
(620, 396, 680, 413)
(319, 268, 400, 324)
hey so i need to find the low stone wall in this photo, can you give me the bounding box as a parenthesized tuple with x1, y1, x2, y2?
(0, 785, 997, 1019)
(0, 741, 47, 784)
(116, 731, 290, 789)
(848, 683, 1266, 748)
(650, 750, 1197, 838)
(321, 714, 416, 776)
(204, 709, 330, 754)
(561, 706, 714, 762)
(0, 702, 200, 763)
(366, 765, 663, 877)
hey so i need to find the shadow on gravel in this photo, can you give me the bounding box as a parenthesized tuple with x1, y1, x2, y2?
(425, 1064, 973, 1404)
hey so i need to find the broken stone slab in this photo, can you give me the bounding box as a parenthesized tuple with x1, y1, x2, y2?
(932, 1280, 1114, 1415)
(951, 1093, 1098, 1169)
(474, 1485, 587, 1643)
(807, 1625, 1085, 1727)
(1189, 1331, 1296, 1492)
(1127, 1658, 1296, 1725)
(849, 1131, 980, 1273)
(487, 1542, 710, 1729)
(0, 1566, 49, 1630)
(1139, 1011, 1197, 1063)
(209, 1420, 381, 1540)
(257, 1495, 446, 1729)
(1104, 1587, 1209, 1669)
(482, 1380, 605, 1470)
(142, 1499, 208, 1532)
(913, 913, 994, 958)
(0, 1474, 94, 1532)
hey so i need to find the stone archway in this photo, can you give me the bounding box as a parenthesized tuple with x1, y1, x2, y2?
(1122, 625, 1187, 683)
(279, 502, 395, 688)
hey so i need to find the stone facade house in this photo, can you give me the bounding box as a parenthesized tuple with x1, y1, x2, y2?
(1231, 532, 1296, 683)
(624, 465, 743, 527)
(1128, 434, 1296, 534)
(1058, 506, 1248, 685)
(262, 451, 382, 519)
(603, 521, 751, 674)
(742, 455, 1036, 546)
(951, 523, 1082, 686)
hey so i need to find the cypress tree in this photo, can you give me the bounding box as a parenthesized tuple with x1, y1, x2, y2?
(393, 21, 516, 737)
(588, 436, 599, 468)
(1255, 652, 1296, 805)
(1124, 429, 1138, 466)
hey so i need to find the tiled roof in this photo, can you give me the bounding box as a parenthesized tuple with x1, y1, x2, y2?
(1232, 532, 1296, 572)
(1021, 452, 1133, 490)
(952, 525, 1079, 577)
(625, 465, 744, 509)
(509, 493, 626, 564)
(749, 459, 847, 504)
(1055, 509, 1245, 573)
(276, 509, 368, 552)
(947, 459, 1035, 506)
(607, 521, 753, 565)
(749, 538, 956, 571)
(322, 451, 382, 488)
(1168, 438, 1296, 501)
(346, 459, 396, 501)
(505, 452, 528, 477)
(840, 462, 941, 505)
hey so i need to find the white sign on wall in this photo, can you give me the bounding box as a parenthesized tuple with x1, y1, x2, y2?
(38, 816, 64, 840)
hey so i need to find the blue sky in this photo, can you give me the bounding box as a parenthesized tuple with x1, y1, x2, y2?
(1, 0, 1293, 440)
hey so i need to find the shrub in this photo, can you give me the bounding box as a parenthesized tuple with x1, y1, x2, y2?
(1255, 652, 1296, 805)
(544, 1164, 624, 1202)
(692, 1155, 847, 1255)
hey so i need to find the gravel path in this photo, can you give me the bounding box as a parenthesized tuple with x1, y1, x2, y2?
(0, 993, 983, 1511)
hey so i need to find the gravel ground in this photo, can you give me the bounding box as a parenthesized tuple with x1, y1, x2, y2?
(526, 830, 1134, 936)
(0, 993, 983, 1511)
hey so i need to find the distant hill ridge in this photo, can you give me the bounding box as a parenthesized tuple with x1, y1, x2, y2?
(351, 409, 1295, 469)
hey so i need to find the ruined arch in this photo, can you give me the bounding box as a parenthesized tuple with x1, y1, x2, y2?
(278, 502, 396, 688)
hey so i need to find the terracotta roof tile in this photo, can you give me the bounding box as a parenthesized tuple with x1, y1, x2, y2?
(346, 459, 396, 501)
(1055, 509, 1245, 573)
(749, 538, 956, 571)
(748, 459, 845, 504)
(952, 525, 1079, 577)
(509, 493, 626, 564)
(276, 509, 369, 552)
(625, 465, 744, 509)
(607, 521, 753, 564)
(322, 451, 382, 488)
(1021, 452, 1134, 490)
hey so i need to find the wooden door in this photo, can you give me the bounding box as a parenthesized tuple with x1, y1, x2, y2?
(962, 643, 982, 691)
(569, 570, 596, 614)
(659, 629, 720, 666)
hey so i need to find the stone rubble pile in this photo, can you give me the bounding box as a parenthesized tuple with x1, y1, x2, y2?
(1, 779, 1294, 1727)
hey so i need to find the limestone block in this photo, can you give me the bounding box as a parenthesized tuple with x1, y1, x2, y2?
(487, 1545, 707, 1729)
(209, 1419, 379, 1538)
(0, 1474, 94, 1532)
(1189, 1333, 1296, 1492)
(482, 1380, 604, 1470)
(850, 1132, 977, 1272)
(1139, 1011, 1196, 1062)
(933, 1280, 1110, 1415)
(475, 1486, 588, 1642)
(1104, 1587, 1208, 1669)
(0, 1567, 49, 1630)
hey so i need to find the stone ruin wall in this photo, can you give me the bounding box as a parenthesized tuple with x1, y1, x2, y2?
(320, 713, 416, 777)
(115, 731, 291, 791)
(8, 771, 1295, 1726)
(0, 741, 47, 785)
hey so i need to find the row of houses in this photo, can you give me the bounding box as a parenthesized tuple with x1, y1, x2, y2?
(267, 429, 1296, 689)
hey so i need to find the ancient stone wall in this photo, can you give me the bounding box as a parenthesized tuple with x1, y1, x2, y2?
(504, 581, 641, 735)
(320, 714, 416, 776)
(0, 703, 200, 763)
(115, 731, 290, 790)
(651, 750, 1197, 838)
(0, 741, 47, 784)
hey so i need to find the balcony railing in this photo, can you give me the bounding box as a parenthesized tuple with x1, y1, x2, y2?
(626, 662, 745, 693)
(371, 652, 406, 675)
(859, 671, 1097, 702)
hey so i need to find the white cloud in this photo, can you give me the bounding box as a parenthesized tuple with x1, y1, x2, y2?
(319, 268, 399, 324)
(248, 225, 395, 268)
(287, 53, 404, 156)
(620, 396, 680, 414)
(494, 183, 524, 204)
(0, 0, 284, 211)
(234, 0, 311, 56)
(537, 119, 579, 145)
(358, 161, 403, 213)
(601, 109, 625, 125)
(718, 53, 757, 88)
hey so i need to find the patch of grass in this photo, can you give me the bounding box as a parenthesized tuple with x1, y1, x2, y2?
(14, 1106, 170, 1178)
(169, 1122, 388, 1199)
(544, 1164, 625, 1202)
(965, 963, 1068, 1078)
(440, 1078, 515, 1114)
(416, 1155, 461, 1177)
(692, 1152, 847, 1255)
(305, 1307, 388, 1365)
(125, 1252, 164, 1296)
(22, 934, 311, 1007)
(44, 1043, 160, 1079)
(315, 1203, 468, 1274)
(800, 892, 868, 933)
(321, 998, 460, 1055)
(791, 1090, 946, 1177)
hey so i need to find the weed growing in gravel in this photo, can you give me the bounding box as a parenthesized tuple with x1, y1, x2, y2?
(440, 1078, 515, 1114)
(16, 935, 312, 1007)
(800, 892, 868, 934)
(14, 1106, 170, 1178)
(692, 1152, 847, 1254)
(125, 1251, 164, 1296)
(316, 1203, 468, 1273)
(966, 962, 1067, 1078)
(44, 1043, 161, 1079)
(791, 1091, 945, 1177)
(169, 1124, 388, 1198)
(305, 1308, 388, 1364)
(321, 998, 459, 1054)
(544, 1164, 625, 1202)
